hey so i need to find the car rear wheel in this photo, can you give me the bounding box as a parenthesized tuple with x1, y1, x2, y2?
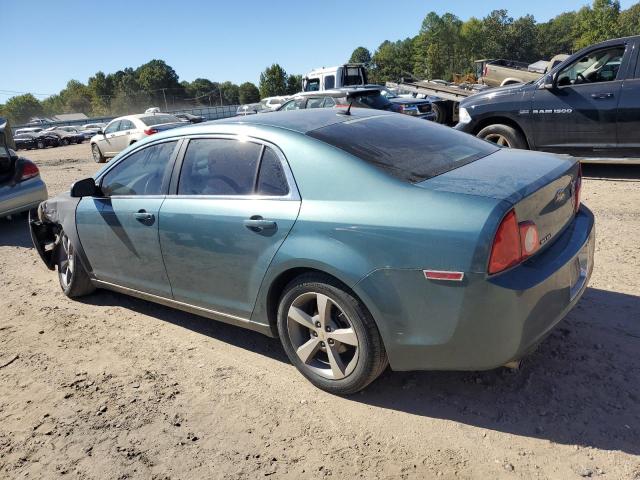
(277, 273, 387, 395)
(91, 144, 105, 163)
(477, 124, 527, 149)
(61, 138, 69, 146)
(57, 231, 95, 298)
(432, 102, 446, 124)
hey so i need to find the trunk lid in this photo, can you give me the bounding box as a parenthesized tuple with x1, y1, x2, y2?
(419, 148, 580, 252)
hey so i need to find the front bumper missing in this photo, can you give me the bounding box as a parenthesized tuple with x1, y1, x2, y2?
(28, 208, 59, 270)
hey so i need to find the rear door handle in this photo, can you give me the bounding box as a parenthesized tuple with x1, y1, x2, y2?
(591, 92, 614, 99)
(134, 210, 155, 224)
(244, 216, 276, 232)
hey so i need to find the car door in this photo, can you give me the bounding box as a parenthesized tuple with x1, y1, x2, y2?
(159, 137, 300, 319)
(113, 119, 136, 152)
(99, 120, 121, 156)
(530, 44, 626, 156)
(616, 39, 640, 157)
(75, 140, 179, 296)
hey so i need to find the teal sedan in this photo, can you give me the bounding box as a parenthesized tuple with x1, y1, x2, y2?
(30, 109, 594, 395)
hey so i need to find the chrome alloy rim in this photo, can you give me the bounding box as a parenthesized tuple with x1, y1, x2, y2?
(485, 133, 511, 147)
(58, 234, 74, 289)
(92, 145, 100, 161)
(287, 292, 359, 380)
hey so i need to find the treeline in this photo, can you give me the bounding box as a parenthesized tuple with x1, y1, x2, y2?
(0, 59, 302, 124)
(352, 0, 639, 83)
(2, 0, 638, 124)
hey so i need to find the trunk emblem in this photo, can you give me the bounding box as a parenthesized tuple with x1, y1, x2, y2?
(539, 233, 552, 246)
(554, 186, 569, 205)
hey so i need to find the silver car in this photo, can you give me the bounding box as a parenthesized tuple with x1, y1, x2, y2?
(89, 113, 183, 163)
(0, 119, 48, 218)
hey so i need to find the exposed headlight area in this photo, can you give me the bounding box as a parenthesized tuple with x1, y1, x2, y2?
(458, 107, 472, 124)
(398, 104, 420, 116)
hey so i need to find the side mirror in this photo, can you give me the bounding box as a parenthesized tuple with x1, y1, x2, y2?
(541, 74, 555, 89)
(70, 177, 100, 198)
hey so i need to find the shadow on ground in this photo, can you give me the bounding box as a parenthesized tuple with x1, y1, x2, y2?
(83, 285, 639, 455)
(0, 215, 33, 248)
(582, 163, 640, 181)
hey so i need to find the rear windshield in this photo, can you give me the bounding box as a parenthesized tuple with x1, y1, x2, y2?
(140, 114, 180, 126)
(307, 114, 498, 183)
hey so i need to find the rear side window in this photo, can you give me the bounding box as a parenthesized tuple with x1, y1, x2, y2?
(307, 114, 498, 183)
(257, 147, 289, 196)
(324, 75, 335, 89)
(306, 98, 325, 109)
(101, 141, 177, 196)
(354, 93, 392, 110)
(178, 139, 262, 195)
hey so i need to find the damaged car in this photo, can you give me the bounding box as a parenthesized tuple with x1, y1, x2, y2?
(0, 118, 48, 218)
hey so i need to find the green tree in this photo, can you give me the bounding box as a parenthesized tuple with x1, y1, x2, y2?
(574, 0, 621, 49)
(135, 59, 184, 108)
(618, 3, 640, 36)
(349, 46, 372, 64)
(370, 38, 414, 83)
(537, 11, 579, 58)
(238, 82, 260, 104)
(59, 80, 92, 114)
(259, 64, 288, 97)
(219, 81, 240, 105)
(4, 94, 44, 123)
(41, 94, 65, 117)
(286, 74, 302, 95)
(413, 12, 464, 80)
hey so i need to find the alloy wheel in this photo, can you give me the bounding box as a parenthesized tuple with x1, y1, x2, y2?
(58, 233, 74, 289)
(286, 292, 359, 380)
(484, 133, 511, 147)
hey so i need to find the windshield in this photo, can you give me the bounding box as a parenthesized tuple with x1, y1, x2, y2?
(140, 114, 181, 126)
(307, 114, 498, 183)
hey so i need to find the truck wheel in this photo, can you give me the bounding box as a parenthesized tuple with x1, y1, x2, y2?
(431, 102, 446, 124)
(277, 273, 388, 395)
(477, 124, 527, 149)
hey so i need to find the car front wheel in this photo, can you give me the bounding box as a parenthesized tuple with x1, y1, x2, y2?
(91, 144, 105, 163)
(56, 231, 95, 298)
(477, 124, 527, 149)
(277, 273, 388, 395)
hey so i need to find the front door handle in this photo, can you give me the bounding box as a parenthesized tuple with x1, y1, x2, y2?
(591, 92, 614, 99)
(244, 216, 276, 232)
(134, 210, 155, 224)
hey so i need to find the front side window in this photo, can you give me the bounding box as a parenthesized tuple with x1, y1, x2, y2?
(104, 121, 121, 134)
(178, 139, 262, 195)
(323, 97, 337, 107)
(324, 75, 335, 89)
(101, 141, 177, 196)
(306, 98, 325, 109)
(557, 46, 625, 86)
(281, 99, 305, 111)
(119, 120, 135, 131)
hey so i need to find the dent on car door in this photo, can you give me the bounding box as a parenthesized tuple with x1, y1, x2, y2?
(76, 140, 179, 296)
(159, 138, 300, 319)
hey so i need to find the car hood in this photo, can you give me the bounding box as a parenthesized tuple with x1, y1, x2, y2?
(461, 82, 529, 106)
(387, 97, 430, 106)
(418, 148, 574, 204)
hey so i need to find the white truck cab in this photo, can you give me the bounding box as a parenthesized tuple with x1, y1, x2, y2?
(302, 64, 368, 92)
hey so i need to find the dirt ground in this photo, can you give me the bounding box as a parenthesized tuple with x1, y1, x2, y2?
(0, 143, 638, 479)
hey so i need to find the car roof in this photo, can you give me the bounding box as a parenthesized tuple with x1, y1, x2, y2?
(210, 108, 395, 134)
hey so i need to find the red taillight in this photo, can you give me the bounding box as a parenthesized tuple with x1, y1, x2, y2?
(573, 164, 582, 213)
(488, 210, 522, 274)
(488, 210, 540, 274)
(19, 160, 40, 181)
(144, 128, 158, 135)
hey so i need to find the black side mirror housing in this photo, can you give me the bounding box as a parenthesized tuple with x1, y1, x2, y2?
(97, 129, 104, 135)
(541, 74, 555, 89)
(70, 177, 100, 198)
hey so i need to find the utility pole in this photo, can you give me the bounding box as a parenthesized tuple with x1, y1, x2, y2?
(161, 88, 168, 111)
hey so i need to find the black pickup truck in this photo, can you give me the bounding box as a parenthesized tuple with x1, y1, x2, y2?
(455, 36, 640, 161)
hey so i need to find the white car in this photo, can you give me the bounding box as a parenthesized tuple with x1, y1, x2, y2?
(90, 113, 183, 163)
(259, 97, 288, 111)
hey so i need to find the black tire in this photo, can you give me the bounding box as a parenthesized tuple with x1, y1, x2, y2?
(431, 102, 447, 124)
(477, 124, 527, 149)
(56, 231, 95, 298)
(37, 140, 45, 149)
(61, 138, 70, 146)
(91, 144, 105, 163)
(277, 273, 388, 395)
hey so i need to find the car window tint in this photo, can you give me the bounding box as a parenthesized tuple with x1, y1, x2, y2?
(104, 121, 121, 134)
(101, 141, 177, 196)
(307, 98, 325, 109)
(178, 139, 262, 196)
(140, 114, 180, 126)
(305, 79, 320, 91)
(119, 120, 134, 130)
(257, 147, 289, 196)
(557, 46, 625, 86)
(307, 114, 499, 183)
(324, 75, 335, 89)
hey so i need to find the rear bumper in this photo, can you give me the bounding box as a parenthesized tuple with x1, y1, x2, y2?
(354, 206, 595, 371)
(0, 178, 48, 218)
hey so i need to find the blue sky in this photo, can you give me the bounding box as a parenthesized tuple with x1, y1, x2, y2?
(3, 0, 637, 102)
